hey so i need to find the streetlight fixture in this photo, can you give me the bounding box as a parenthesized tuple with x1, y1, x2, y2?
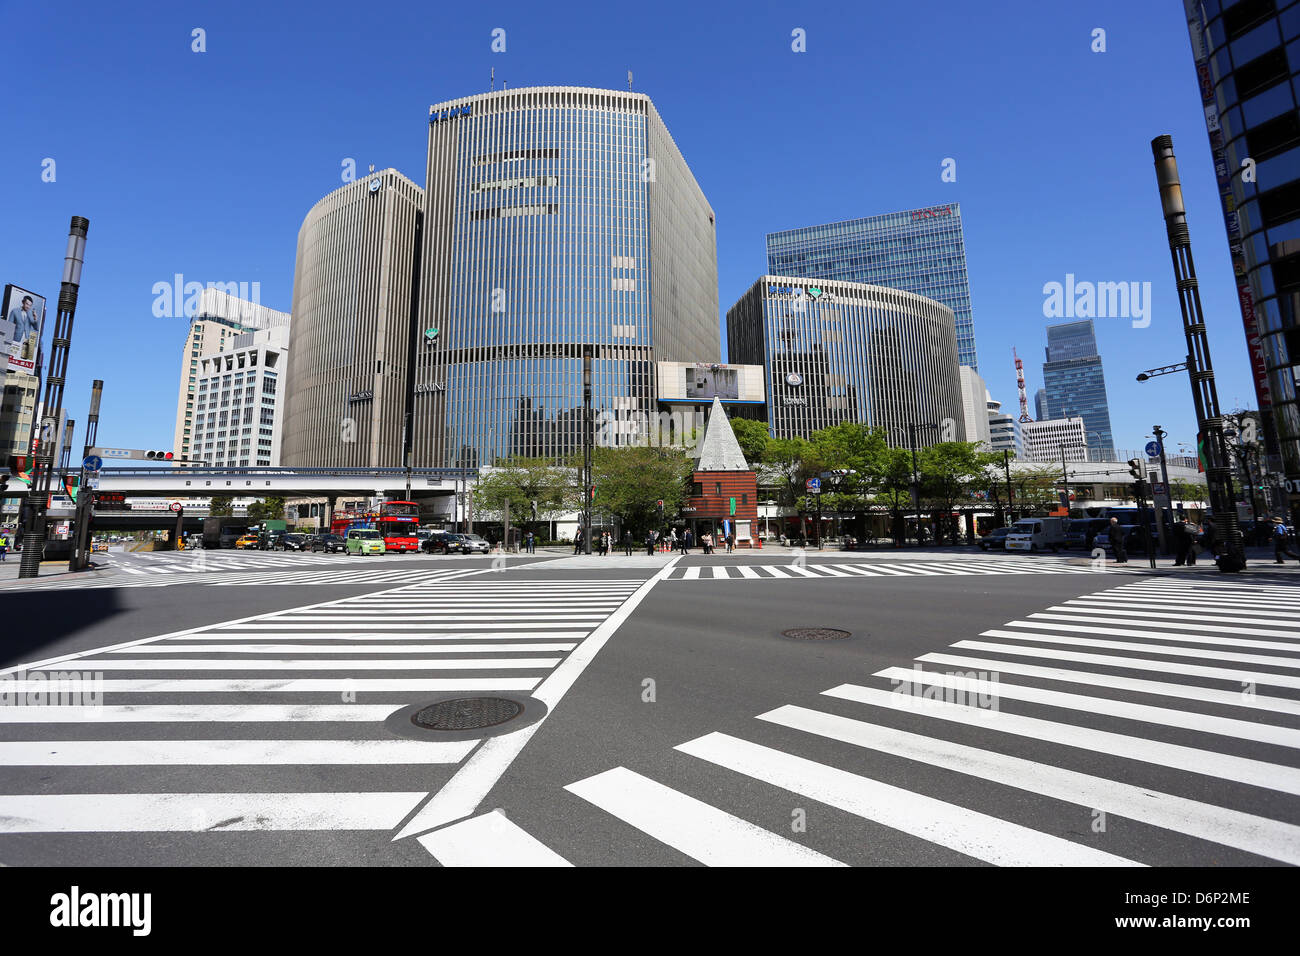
(20, 217, 89, 579)
(907, 421, 940, 545)
(1151, 135, 1245, 572)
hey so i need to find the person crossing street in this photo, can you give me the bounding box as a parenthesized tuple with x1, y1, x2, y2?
(1273, 517, 1300, 564)
(1108, 516, 1128, 565)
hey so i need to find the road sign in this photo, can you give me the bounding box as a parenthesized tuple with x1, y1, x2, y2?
(85, 476, 100, 490)
(806, 477, 821, 493)
(1145, 440, 1162, 458)
(169, 502, 183, 513)
(1152, 482, 1167, 496)
(82, 455, 103, 473)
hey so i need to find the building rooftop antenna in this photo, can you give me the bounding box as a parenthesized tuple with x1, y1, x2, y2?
(490, 67, 494, 91)
(1014, 347, 1033, 423)
(628, 70, 633, 91)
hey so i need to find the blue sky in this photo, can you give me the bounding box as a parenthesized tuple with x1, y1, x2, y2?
(1, 0, 1252, 460)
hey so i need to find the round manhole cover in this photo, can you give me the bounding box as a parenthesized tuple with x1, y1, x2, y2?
(412, 697, 523, 731)
(782, 627, 852, 641)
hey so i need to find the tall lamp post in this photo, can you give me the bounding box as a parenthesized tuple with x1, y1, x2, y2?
(907, 421, 939, 545)
(1151, 136, 1246, 572)
(69, 379, 103, 571)
(20, 217, 89, 579)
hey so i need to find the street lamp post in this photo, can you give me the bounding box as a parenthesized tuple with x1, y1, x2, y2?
(1151, 136, 1246, 572)
(20, 217, 89, 579)
(69, 379, 103, 572)
(907, 421, 939, 545)
(581, 346, 592, 555)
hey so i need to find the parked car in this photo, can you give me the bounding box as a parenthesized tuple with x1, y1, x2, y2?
(310, 533, 345, 553)
(1063, 518, 1109, 551)
(345, 528, 386, 555)
(235, 534, 260, 550)
(262, 530, 287, 551)
(276, 533, 310, 552)
(978, 526, 1013, 551)
(1005, 517, 1067, 554)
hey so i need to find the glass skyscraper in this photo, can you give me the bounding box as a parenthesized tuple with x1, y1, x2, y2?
(765, 203, 979, 371)
(1040, 320, 1115, 457)
(417, 86, 719, 467)
(1183, 0, 1300, 499)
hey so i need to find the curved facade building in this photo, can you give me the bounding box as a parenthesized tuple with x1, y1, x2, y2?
(281, 169, 424, 467)
(726, 276, 965, 447)
(415, 86, 719, 467)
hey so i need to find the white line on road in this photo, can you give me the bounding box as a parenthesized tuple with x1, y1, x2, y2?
(417, 810, 573, 867)
(0, 738, 476, 765)
(0, 704, 403, 723)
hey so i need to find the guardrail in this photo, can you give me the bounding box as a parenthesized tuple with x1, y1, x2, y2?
(97, 466, 479, 478)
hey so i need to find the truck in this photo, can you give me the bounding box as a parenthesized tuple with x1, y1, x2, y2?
(1005, 516, 1067, 553)
(203, 517, 249, 549)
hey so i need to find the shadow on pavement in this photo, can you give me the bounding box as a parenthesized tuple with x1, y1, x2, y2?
(0, 588, 125, 668)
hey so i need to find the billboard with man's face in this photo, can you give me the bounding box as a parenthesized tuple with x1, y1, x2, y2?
(3, 284, 47, 374)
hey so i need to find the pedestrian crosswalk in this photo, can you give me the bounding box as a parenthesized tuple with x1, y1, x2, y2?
(664, 557, 1134, 580)
(0, 575, 649, 852)
(417, 575, 1300, 866)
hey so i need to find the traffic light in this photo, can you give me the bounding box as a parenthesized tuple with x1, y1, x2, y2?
(145, 450, 175, 460)
(656, 499, 664, 521)
(1133, 478, 1149, 500)
(1127, 458, 1143, 480)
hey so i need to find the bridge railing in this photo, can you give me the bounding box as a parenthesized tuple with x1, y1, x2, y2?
(97, 466, 480, 479)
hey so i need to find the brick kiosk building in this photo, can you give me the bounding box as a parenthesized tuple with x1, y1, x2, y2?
(683, 397, 758, 547)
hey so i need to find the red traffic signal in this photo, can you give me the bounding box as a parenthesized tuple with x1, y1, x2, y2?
(145, 450, 174, 460)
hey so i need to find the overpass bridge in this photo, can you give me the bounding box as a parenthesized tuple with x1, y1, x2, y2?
(93, 466, 478, 499)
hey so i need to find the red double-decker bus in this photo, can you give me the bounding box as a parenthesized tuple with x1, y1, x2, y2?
(330, 500, 421, 552)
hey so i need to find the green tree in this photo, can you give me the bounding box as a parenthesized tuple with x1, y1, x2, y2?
(810, 423, 888, 508)
(1168, 478, 1206, 503)
(590, 445, 693, 535)
(919, 443, 997, 543)
(729, 417, 771, 467)
(870, 446, 916, 544)
(245, 497, 284, 523)
(208, 494, 234, 517)
(765, 436, 825, 511)
(474, 458, 577, 526)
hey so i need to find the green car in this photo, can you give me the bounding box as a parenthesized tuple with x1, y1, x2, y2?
(345, 529, 386, 555)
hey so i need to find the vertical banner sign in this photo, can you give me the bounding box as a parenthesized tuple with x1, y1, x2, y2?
(2, 284, 47, 375)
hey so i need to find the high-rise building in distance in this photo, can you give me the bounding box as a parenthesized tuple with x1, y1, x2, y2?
(1040, 320, 1115, 456)
(1022, 416, 1088, 463)
(1182, 0, 1300, 496)
(190, 326, 290, 468)
(765, 203, 979, 371)
(415, 86, 719, 468)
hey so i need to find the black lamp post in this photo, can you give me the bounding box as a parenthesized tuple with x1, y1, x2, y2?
(20, 217, 88, 579)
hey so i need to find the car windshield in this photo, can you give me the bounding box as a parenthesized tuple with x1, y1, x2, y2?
(464, 535, 486, 542)
(353, 530, 381, 539)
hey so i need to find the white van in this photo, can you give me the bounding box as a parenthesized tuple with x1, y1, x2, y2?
(1005, 517, 1066, 553)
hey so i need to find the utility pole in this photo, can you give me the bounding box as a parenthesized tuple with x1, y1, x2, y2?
(1003, 449, 1015, 523)
(908, 421, 939, 545)
(1059, 442, 1070, 517)
(20, 216, 89, 579)
(582, 346, 593, 555)
(503, 497, 511, 554)
(69, 379, 103, 571)
(1152, 136, 1246, 572)
(1152, 424, 1173, 555)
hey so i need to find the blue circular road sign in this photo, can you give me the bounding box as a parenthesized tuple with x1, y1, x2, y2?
(82, 455, 103, 473)
(1144, 441, 1161, 458)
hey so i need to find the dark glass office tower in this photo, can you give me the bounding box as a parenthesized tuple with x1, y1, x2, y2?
(1183, 0, 1300, 498)
(765, 203, 979, 371)
(1040, 320, 1115, 457)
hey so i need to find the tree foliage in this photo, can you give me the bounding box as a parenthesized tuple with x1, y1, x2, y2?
(208, 494, 234, 518)
(590, 444, 694, 534)
(473, 458, 577, 522)
(729, 417, 771, 467)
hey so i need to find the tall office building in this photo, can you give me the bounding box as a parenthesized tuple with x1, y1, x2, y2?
(1040, 320, 1115, 456)
(1034, 387, 1048, 422)
(986, 397, 1022, 457)
(173, 288, 290, 462)
(280, 168, 425, 468)
(415, 86, 719, 468)
(726, 276, 965, 446)
(1183, 0, 1300, 497)
(959, 366, 993, 448)
(1022, 416, 1088, 463)
(190, 326, 290, 468)
(765, 203, 979, 371)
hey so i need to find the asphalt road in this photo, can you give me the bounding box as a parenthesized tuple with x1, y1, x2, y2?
(1, 547, 1297, 867)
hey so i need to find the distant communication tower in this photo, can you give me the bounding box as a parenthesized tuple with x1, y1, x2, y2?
(1014, 348, 1033, 423)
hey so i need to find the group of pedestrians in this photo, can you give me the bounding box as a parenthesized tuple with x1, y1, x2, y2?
(1106, 513, 1300, 567)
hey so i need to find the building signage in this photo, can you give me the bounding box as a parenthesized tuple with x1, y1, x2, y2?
(414, 383, 446, 394)
(430, 105, 472, 124)
(910, 205, 954, 222)
(348, 390, 373, 404)
(782, 396, 808, 406)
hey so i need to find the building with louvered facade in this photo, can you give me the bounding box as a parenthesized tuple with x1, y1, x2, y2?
(725, 276, 965, 447)
(280, 169, 425, 467)
(415, 86, 720, 468)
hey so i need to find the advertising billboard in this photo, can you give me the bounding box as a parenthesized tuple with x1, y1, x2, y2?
(3, 284, 47, 375)
(657, 362, 765, 404)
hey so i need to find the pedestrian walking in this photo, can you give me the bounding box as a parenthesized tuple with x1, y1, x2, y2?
(1172, 518, 1194, 566)
(1199, 519, 1218, 559)
(645, 530, 655, 556)
(0, 534, 7, 562)
(573, 529, 583, 555)
(726, 532, 735, 553)
(1273, 517, 1300, 563)
(669, 528, 678, 553)
(623, 530, 633, 556)
(601, 531, 611, 556)
(701, 531, 713, 554)
(1108, 516, 1128, 564)
(682, 528, 693, 555)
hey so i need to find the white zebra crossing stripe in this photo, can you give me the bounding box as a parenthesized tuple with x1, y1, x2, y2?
(822, 683, 1300, 796)
(663, 561, 1132, 580)
(0, 738, 476, 766)
(756, 704, 1300, 866)
(984, 627, 1300, 669)
(1065, 598, 1300, 618)
(0, 792, 429, 833)
(43, 657, 561, 671)
(871, 667, 1300, 748)
(0, 704, 403, 723)
(564, 767, 843, 867)
(418, 811, 573, 867)
(1014, 619, 1300, 653)
(105, 642, 580, 654)
(675, 732, 1142, 866)
(2, 677, 541, 693)
(1027, 611, 1300, 639)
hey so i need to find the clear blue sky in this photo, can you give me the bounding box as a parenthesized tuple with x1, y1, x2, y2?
(1, 0, 1253, 460)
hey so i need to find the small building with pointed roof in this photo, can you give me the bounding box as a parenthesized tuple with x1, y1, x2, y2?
(682, 397, 759, 546)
